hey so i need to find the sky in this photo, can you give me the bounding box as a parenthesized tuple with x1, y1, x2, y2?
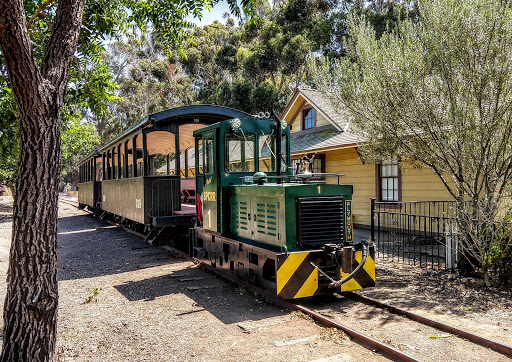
(188, 0, 232, 26)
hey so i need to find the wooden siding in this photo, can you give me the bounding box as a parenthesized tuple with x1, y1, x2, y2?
(320, 147, 454, 227)
(401, 164, 453, 201)
(324, 148, 374, 226)
(290, 104, 304, 133)
(316, 112, 329, 128)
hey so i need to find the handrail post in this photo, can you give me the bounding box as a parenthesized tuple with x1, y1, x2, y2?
(370, 198, 376, 242)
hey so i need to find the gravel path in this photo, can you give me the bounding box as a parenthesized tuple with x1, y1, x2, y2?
(0, 195, 510, 361)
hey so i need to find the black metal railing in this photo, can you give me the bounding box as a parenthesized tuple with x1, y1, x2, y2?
(371, 199, 460, 270)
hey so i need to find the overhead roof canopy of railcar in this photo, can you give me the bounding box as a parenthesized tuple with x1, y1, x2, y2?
(81, 105, 250, 163)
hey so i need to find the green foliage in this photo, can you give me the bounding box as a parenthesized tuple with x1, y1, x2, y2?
(311, 0, 512, 279)
(0, 72, 18, 189)
(97, 32, 194, 144)
(486, 241, 512, 284)
(482, 220, 512, 284)
(61, 111, 100, 186)
(250, 82, 285, 113)
(215, 44, 239, 72)
(181, 0, 348, 102)
(1, 0, 257, 188)
(83, 287, 100, 304)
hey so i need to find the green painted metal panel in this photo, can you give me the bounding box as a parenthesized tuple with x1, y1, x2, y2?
(194, 117, 292, 236)
(230, 182, 353, 251)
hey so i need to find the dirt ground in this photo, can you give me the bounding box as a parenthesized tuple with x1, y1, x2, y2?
(0, 195, 511, 361)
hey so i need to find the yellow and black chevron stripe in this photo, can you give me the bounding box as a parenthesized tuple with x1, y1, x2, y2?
(338, 249, 375, 292)
(276, 249, 376, 299)
(276, 252, 318, 299)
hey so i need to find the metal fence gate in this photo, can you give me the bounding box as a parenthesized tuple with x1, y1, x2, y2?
(370, 199, 459, 270)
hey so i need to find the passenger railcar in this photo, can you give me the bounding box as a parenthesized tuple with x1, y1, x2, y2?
(78, 105, 375, 299)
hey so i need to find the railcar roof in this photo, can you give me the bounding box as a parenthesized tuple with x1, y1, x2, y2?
(80, 105, 250, 163)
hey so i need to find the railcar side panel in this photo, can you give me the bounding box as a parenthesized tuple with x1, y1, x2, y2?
(102, 178, 145, 223)
(78, 181, 94, 207)
(101, 176, 181, 224)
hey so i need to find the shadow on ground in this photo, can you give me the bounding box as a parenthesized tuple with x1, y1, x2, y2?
(58, 214, 183, 281)
(113, 267, 286, 325)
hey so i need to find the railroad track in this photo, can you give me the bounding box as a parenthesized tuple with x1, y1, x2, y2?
(163, 244, 512, 361)
(59, 197, 80, 208)
(67, 200, 512, 361)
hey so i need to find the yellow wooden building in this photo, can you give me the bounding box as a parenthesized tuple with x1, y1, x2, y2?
(281, 88, 453, 228)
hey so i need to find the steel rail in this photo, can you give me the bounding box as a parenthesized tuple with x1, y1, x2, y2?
(161, 246, 419, 362)
(343, 291, 512, 358)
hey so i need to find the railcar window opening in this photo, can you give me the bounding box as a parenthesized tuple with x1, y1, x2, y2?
(117, 144, 123, 179)
(198, 140, 203, 175)
(195, 137, 204, 176)
(225, 132, 255, 173)
(106, 151, 112, 180)
(112, 147, 118, 179)
(96, 157, 103, 181)
(152, 153, 168, 176)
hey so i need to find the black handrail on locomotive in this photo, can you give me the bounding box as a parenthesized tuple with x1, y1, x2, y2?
(238, 173, 345, 185)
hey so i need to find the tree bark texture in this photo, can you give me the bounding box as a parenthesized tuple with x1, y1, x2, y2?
(0, 0, 85, 360)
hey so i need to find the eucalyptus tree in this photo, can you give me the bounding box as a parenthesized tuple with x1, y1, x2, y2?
(0, 0, 253, 360)
(312, 0, 512, 283)
(95, 32, 195, 145)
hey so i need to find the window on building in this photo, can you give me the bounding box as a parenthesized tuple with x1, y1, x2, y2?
(379, 159, 400, 202)
(302, 108, 315, 130)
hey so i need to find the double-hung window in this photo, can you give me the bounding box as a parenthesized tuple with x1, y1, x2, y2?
(379, 159, 400, 202)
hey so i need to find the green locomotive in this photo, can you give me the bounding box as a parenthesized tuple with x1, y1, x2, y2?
(192, 115, 375, 299)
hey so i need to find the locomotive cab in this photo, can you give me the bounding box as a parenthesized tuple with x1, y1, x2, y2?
(193, 116, 375, 299)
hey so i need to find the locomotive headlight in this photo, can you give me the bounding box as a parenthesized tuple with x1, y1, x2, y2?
(280, 119, 287, 130)
(231, 118, 242, 131)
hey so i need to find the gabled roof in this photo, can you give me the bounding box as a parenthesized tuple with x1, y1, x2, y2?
(281, 88, 350, 131)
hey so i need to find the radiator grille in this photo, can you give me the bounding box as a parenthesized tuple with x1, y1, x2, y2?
(296, 196, 344, 247)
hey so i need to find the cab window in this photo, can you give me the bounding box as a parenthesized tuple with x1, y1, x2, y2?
(204, 133, 214, 174)
(258, 134, 288, 173)
(225, 133, 255, 172)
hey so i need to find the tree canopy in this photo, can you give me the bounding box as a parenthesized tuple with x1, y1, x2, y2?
(311, 0, 512, 281)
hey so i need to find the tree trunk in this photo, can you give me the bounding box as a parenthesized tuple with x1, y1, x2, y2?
(1, 110, 61, 361)
(0, 1, 85, 360)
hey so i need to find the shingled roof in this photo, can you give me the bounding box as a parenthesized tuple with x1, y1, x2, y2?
(290, 130, 363, 154)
